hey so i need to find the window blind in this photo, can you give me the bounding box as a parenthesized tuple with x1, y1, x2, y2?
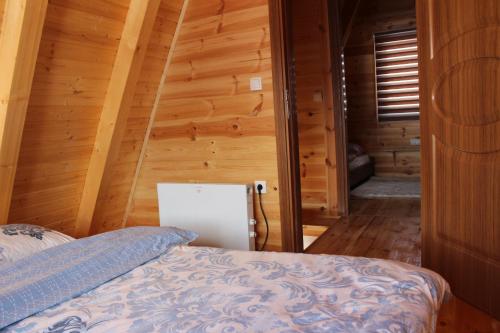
(374, 29, 419, 121)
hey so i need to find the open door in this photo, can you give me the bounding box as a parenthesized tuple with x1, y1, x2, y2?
(281, 0, 304, 252)
(417, 0, 500, 319)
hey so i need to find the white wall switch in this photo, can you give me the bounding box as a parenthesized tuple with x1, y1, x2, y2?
(250, 77, 263, 91)
(313, 91, 323, 102)
(254, 180, 267, 194)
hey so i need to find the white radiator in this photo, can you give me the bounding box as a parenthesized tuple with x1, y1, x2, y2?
(157, 183, 256, 251)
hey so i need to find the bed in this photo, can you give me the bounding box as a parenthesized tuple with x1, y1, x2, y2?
(349, 143, 375, 189)
(0, 227, 450, 333)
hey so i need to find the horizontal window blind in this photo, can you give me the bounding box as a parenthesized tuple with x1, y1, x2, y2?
(374, 29, 419, 121)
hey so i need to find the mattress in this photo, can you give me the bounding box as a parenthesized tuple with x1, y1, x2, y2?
(3, 244, 450, 333)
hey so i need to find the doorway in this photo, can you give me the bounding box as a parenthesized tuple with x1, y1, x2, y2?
(282, 0, 349, 251)
(344, 1, 420, 207)
(270, 0, 500, 320)
(341, 2, 421, 261)
(270, 0, 421, 252)
(281, 0, 422, 253)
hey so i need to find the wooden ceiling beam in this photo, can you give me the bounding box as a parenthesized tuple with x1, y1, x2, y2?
(340, 0, 361, 48)
(0, 0, 48, 225)
(122, 0, 190, 229)
(75, 0, 161, 237)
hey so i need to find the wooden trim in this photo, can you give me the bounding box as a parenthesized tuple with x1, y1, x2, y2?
(122, 0, 190, 228)
(320, 0, 339, 217)
(268, 0, 303, 252)
(328, 0, 350, 216)
(75, 0, 161, 237)
(0, 0, 48, 225)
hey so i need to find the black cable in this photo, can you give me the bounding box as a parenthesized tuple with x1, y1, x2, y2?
(257, 186, 269, 251)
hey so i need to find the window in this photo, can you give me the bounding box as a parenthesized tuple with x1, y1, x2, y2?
(374, 29, 419, 121)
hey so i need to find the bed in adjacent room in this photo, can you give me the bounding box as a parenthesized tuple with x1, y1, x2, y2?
(0, 226, 450, 333)
(348, 143, 375, 189)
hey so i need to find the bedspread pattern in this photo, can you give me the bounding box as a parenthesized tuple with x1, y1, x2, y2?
(4, 246, 449, 333)
(0, 227, 197, 329)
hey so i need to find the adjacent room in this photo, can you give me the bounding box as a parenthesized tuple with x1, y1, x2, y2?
(0, 0, 498, 332)
(293, 0, 422, 253)
(306, 0, 423, 262)
(345, 0, 421, 202)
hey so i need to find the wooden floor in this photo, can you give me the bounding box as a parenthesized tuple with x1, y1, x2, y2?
(305, 198, 500, 333)
(302, 225, 328, 250)
(306, 198, 421, 265)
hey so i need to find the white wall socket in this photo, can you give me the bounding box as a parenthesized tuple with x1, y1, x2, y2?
(250, 77, 263, 91)
(410, 138, 421, 146)
(254, 180, 267, 194)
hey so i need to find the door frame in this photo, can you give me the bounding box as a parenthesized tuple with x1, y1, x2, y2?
(268, 0, 350, 252)
(327, 0, 350, 216)
(268, 0, 303, 253)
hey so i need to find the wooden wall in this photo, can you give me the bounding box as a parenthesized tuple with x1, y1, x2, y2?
(125, 0, 283, 250)
(1, 0, 283, 250)
(0, 0, 4, 33)
(293, 0, 329, 212)
(344, 0, 420, 178)
(8, 0, 129, 235)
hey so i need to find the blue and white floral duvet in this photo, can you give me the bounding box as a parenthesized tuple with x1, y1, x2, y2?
(2, 244, 450, 332)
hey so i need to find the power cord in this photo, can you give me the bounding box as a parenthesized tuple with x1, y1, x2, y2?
(257, 184, 269, 251)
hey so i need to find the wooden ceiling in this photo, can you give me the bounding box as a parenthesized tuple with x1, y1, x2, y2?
(0, 0, 188, 236)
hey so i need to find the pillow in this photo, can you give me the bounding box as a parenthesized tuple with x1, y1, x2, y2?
(348, 143, 365, 156)
(0, 224, 74, 265)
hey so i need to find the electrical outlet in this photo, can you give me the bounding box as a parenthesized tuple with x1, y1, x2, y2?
(410, 138, 421, 146)
(254, 180, 267, 194)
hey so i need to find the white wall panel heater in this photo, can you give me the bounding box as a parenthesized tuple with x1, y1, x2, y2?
(157, 183, 256, 251)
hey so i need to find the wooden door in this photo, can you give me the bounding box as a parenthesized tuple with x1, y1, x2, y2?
(284, 0, 305, 252)
(268, 0, 304, 252)
(417, 0, 500, 318)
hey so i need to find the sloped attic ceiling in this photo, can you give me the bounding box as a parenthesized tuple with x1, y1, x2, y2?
(0, 0, 188, 236)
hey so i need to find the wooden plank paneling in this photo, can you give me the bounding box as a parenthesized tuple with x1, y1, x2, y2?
(0, 0, 5, 34)
(0, 0, 48, 224)
(75, 0, 161, 237)
(125, 0, 283, 251)
(293, 0, 334, 215)
(92, 0, 188, 235)
(340, 0, 361, 47)
(345, 0, 420, 178)
(8, 0, 129, 234)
